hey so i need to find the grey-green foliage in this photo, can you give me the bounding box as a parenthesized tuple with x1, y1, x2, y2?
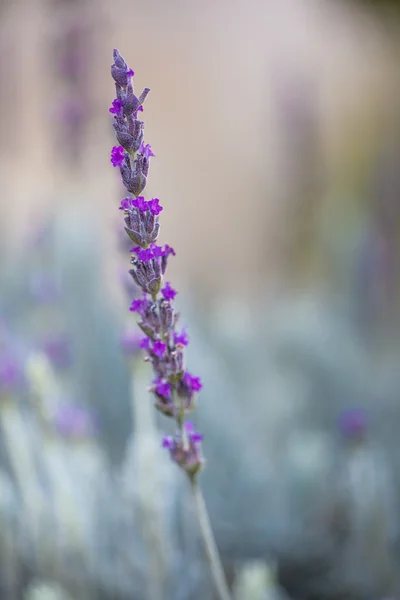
(186, 290, 400, 598)
(2, 209, 400, 598)
(53, 206, 132, 464)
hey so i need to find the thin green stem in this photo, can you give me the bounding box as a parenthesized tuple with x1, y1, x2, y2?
(189, 477, 232, 600)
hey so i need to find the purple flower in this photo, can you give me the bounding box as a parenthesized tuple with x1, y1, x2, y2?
(127, 68, 134, 77)
(174, 328, 189, 346)
(109, 98, 123, 115)
(138, 105, 143, 112)
(162, 436, 174, 449)
(156, 380, 172, 397)
(130, 297, 146, 313)
(148, 198, 163, 215)
(132, 196, 148, 212)
(185, 422, 203, 443)
(164, 244, 176, 257)
(183, 372, 203, 393)
(119, 197, 133, 210)
(139, 142, 155, 158)
(151, 244, 165, 258)
(139, 336, 151, 350)
(111, 145, 125, 167)
(138, 248, 154, 262)
(153, 339, 167, 357)
(161, 282, 177, 301)
(162, 422, 204, 475)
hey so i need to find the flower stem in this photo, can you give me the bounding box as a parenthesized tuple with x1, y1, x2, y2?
(189, 477, 232, 600)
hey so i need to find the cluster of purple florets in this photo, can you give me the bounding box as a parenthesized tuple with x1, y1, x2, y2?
(110, 49, 204, 478)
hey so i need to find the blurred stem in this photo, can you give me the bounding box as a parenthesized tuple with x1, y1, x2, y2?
(189, 477, 232, 600)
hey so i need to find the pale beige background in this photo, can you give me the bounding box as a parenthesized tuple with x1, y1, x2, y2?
(0, 0, 398, 305)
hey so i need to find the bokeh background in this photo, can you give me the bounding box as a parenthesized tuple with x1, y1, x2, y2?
(1, 0, 400, 598)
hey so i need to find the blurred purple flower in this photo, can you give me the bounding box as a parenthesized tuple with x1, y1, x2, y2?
(0, 354, 22, 393)
(58, 97, 87, 128)
(162, 435, 174, 449)
(139, 336, 151, 350)
(174, 328, 189, 346)
(182, 372, 203, 393)
(155, 380, 172, 398)
(338, 408, 367, 439)
(185, 421, 204, 443)
(162, 422, 204, 476)
(54, 403, 97, 439)
(42, 336, 71, 369)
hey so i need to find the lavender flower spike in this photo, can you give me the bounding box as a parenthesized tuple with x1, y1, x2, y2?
(109, 50, 232, 599)
(110, 49, 204, 477)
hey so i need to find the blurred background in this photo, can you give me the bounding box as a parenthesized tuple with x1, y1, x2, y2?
(1, 0, 400, 598)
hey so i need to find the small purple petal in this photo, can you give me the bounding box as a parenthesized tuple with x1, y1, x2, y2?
(162, 436, 174, 449)
(139, 142, 155, 159)
(183, 372, 203, 393)
(156, 381, 172, 397)
(153, 340, 166, 357)
(138, 248, 154, 262)
(174, 328, 189, 346)
(148, 198, 163, 215)
(185, 422, 203, 443)
(109, 98, 123, 115)
(139, 336, 151, 350)
(161, 282, 177, 301)
(119, 197, 133, 210)
(130, 297, 146, 313)
(111, 145, 125, 167)
(132, 196, 148, 212)
(164, 244, 176, 257)
(151, 244, 165, 258)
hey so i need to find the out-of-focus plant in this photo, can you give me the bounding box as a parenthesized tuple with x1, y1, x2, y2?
(51, 0, 91, 169)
